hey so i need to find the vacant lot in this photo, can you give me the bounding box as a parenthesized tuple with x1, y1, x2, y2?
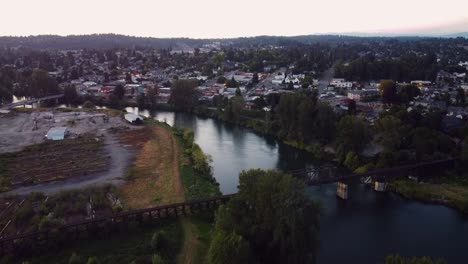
(0, 110, 129, 154)
(0, 135, 110, 192)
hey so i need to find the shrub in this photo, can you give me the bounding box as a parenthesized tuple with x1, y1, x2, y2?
(82, 101, 95, 109)
(151, 231, 167, 250)
(86, 256, 100, 264)
(152, 254, 166, 264)
(69, 252, 82, 264)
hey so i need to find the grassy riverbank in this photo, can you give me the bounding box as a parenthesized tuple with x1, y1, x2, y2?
(390, 175, 468, 213)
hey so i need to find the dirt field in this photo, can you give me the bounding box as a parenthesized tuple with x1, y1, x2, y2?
(0, 109, 138, 195)
(0, 110, 130, 154)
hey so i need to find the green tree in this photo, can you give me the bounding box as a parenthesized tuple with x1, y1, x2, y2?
(456, 88, 466, 105)
(461, 137, 468, 163)
(125, 72, 132, 83)
(31, 68, 60, 97)
(385, 254, 446, 264)
(347, 99, 356, 114)
(209, 169, 321, 264)
(64, 85, 78, 105)
(207, 231, 250, 264)
(68, 252, 82, 264)
(379, 80, 397, 104)
(82, 101, 95, 109)
(375, 116, 404, 151)
(216, 76, 226, 84)
(151, 254, 166, 264)
(113, 84, 125, 100)
(226, 77, 239, 88)
(147, 87, 158, 109)
(137, 93, 147, 109)
(252, 72, 259, 84)
(235, 87, 241, 96)
(399, 84, 421, 103)
(344, 151, 360, 170)
(224, 96, 244, 122)
(0, 84, 13, 104)
(336, 116, 372, 156)
(313, 103, 337, 144)
(86, 256, 100, 264)
(151, 230, 167, 250)
(170, 79, 199, 111)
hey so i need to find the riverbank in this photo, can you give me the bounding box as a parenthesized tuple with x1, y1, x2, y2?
(193, 106, 334, 161)
(389, 176, 468, 214)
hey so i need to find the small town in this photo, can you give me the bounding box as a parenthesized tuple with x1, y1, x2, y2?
(1, 1, 468, 264)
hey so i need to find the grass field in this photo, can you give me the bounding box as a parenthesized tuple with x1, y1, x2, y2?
(119, 125, 185, 209)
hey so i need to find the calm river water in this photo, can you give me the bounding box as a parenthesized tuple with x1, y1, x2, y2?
(127, 107, 468, 264)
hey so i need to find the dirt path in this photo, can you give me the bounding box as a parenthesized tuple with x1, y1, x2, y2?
(178, 220, 201, 264)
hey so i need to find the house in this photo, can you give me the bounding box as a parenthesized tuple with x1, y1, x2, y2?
(411, 80, 432, 87)
(330, 79, 353, 88)
(46, 127, 68, 141)
(347, 90, 380, 101)
(157, 88, 171, 104)
(442, 115, 464, 134)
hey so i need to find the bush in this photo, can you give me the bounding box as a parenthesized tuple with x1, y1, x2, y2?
(86, 256, 100, 264)
(82, 101, 95, 109)
(151, 231, 167, 250)
(69, 252, 82, 264)
(152, 254, 166, 264)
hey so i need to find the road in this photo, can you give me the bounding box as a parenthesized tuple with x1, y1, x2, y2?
(317, 66, 335, 94)
(0, 134, 133, 196)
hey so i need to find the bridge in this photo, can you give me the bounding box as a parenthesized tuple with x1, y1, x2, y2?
(0, 158, 455, 254)
(290, 158, 455, 198)
(0, 94, 64, 110)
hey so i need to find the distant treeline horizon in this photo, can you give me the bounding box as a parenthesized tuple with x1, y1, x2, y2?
(0, 33, 466, 50)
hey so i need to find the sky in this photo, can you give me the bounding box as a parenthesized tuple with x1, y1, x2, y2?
(2, 0, 468, 38)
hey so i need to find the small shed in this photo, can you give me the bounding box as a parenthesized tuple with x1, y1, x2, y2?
(124, 113, 143, 125)
(46, 127, 68, 140)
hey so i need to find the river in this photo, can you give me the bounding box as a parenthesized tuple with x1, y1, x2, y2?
(127, 107, 468, 264)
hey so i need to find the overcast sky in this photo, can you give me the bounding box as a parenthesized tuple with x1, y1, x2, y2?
(2, 0, 468, 38)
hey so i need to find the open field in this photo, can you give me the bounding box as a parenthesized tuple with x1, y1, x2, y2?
(0, 109, 139, 195)
(119, 125, 185, 209)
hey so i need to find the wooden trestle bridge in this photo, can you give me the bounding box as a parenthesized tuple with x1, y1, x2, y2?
(0, 158, 455, 254)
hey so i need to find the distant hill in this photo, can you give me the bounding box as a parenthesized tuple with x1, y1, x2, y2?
(0, 34, 211, 50)
(0, 33, 465, 50)
(441, 32, 468, 38)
